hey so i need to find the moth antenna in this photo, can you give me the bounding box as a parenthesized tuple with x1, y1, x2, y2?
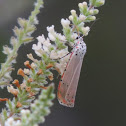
(59, 52, 71, 59)
(80, 18, 100, 39)
(90, 18, 100, 29)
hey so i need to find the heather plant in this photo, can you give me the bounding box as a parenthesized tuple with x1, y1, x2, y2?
(0, 0, 105, 125)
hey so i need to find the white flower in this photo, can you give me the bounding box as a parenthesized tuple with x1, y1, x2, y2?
(5, 117, 14, 126)
(71, 33, 78, 40)
(51, 48, 70, 74)
(55, 54, 70, 75)
(91, 16, 96, 21)
(93, 9, 99, 14)
(24, 69, 30, 75)
(32, 42, 42, 51)
(69, 15, 73, 21)
(3, 46, 12, 55)
(37, 35, 51, 47)
(78, 3, 83, 8)
(79, 14, 86, 21)
(57, 34, 66, 42)
(61, 18, 70, 28)
(5, 117, 21, 126)
(43, 45, 49, 52)
(50, 50, 59, 59)
(27, 54, 38, 62)
(34, 48, 45, 57)
(47, 25, 57, 41)
(37, 35, 46, 42)
(7, 85, 18, 94)
(57, 49, 69, 58)
(14, 121, 21, 126)
(71, 10, 76, 16)
(89, 10, 94, 15)
(47, 25, 55, 33)
(50, 48, 69, 59)
(20, 83, 26, 90)
(33, 35, 51, 56)
(21, 109, 30, 116)
(14, 120, 21, 126)
(31, 63, 37, 69)
(48, 33, 56, 41)
(47, 25, 66, 42)
(42, 38, 51, 51)
(4, 72, 11, 79)
(32, 42, 44, 57)
(81, 26, 90, 36)
(83, 2, 87, 6)
(99, 0, 105, 5)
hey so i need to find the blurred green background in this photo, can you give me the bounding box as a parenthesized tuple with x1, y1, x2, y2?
(0, 0, 126, 126)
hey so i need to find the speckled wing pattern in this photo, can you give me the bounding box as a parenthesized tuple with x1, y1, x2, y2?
(57, 39, 87, 107)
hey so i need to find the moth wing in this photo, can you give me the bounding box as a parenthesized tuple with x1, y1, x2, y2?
(65, 59, 83, 107)
(57, 52, 83, 107)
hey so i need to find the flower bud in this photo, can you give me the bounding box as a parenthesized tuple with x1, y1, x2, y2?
(95, 0, 105, 7)
(87, 16, 96, 21)
(48, 33, 56, 41)
(89, 10, 94, 15)
(69, 15, 73, 21)
(78, 3, 83, 8)
(93, 9, 99, 15)
(47, 25, 55, 33)
(70, 10, 76, 16)
(81, 26, 90, 36)
(90, 16, 96, 21)
(79, 14, 86, 21)
(61, 18, 70, 28)
(83, 2, 87, 6)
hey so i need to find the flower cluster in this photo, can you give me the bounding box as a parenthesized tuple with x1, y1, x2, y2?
(32, 0, 105, 75)
(2, 85, 55, 126)
(20, 84, 55, 126)
(0, 0, 43, 88)
(0, 52, 55, 125)
(32, 33, 70, 75)
(4, 117, 20, 126)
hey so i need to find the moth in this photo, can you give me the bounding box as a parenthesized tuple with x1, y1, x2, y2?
(57, 38, 87, 107)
